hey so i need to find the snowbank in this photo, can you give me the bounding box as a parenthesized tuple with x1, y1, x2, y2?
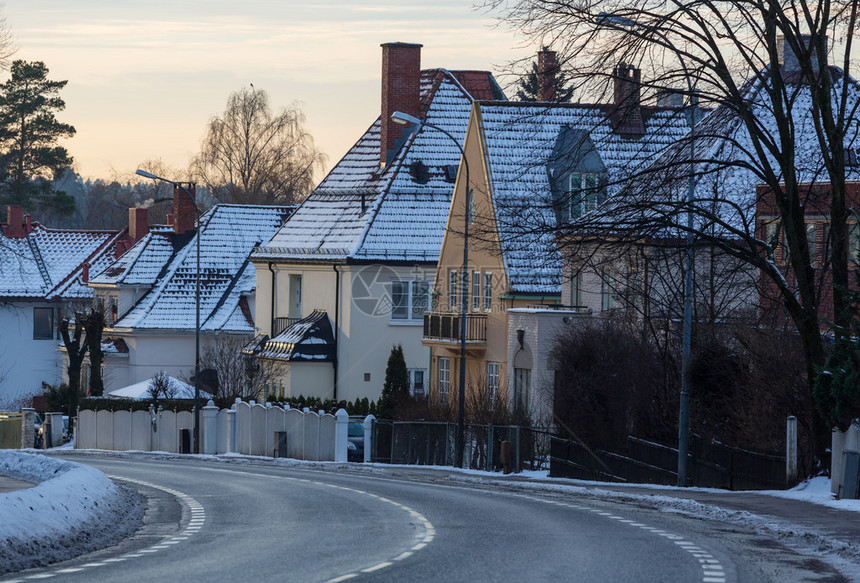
(0, 451, 144, 574)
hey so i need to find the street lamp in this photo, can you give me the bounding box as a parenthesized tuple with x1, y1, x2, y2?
(392, 111, 470, 469)
(597, 15, 701, 485)
(135, 168, 202, 455)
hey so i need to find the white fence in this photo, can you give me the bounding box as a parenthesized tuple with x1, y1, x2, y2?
(76, 400, 349, 462)
(832, 421, 860, 497)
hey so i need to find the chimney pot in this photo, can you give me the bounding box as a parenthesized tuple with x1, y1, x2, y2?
(82, 262, 90, 283)
(129, 207, 149, 243)
(612, 62, 644, 134)
(166, 213, 174, 227)
(380, 42, 423, 169)
(24, 213, 32, 234)
(537, 48, 558, 102)
(5, 205, 24, 238)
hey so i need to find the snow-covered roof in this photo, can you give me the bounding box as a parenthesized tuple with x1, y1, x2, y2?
(477, 101, 689, 294)
(245, 309, 336, 361)
(254, 69, 505, 263)
(109, 205, 292, 332)
(90, 225, 175, 287)
(597, 67, 860, 236)
(107, 375, 210, 400)
(0, 224, 126, 300)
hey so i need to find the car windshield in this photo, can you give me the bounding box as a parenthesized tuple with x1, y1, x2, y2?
(348, 422, 363, 437)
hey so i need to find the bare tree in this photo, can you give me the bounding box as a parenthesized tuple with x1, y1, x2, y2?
(190, 87, 326, 206)
(59, 314, 87, 415)
(147, 370, 177, 403)
(0, 4, 15, 72)
(485, 0, 860, 432)
(201, 335, 284, 408)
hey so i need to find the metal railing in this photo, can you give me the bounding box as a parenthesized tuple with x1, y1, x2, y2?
(272, 317, 301, 337)
(422, 312, 487, 343)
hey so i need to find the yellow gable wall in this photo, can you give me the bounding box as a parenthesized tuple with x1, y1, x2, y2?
(429, 103, 559, 406)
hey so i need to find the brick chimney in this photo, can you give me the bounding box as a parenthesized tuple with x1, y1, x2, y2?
(166, 213, 174, 227)
(81, 262, 90, 283)
(611, 62, 644, 135)
(24, 213, 33, 234)
(172, 184, 196, 235)
(380, 42, 423, 169)
(778, 34, 828, 78)
(537, 48, 558, 102)
(5, 205, 24, 238)
(129, 207, 149, 244)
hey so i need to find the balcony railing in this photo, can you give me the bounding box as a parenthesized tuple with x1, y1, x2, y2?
(272, 317, 301, 337)
(423, 312, 487, 344)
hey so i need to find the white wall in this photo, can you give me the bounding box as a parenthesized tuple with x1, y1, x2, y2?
(0, 302, 62, 404)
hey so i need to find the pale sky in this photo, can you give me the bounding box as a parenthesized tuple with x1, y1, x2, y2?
(5, 1, 532, 182)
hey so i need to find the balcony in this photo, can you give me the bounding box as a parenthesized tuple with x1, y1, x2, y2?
(422, 312, 487, 345)
(272, 317, 301, 337)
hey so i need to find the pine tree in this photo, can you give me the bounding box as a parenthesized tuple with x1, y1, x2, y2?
(0, 61, 76, 215)
(379, 345, 410, 419)
(515, 59, 575, 103)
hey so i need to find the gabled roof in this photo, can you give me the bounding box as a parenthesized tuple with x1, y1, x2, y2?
(108, 205, 292, 332)
(90, 225, 175, 287)
(245, 309, 336, 361)
(254, 69, 506, 263)
(0, 224, 126, 300)
(476, 100, 689, 294)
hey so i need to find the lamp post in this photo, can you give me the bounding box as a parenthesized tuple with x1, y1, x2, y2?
(135, 169, 202, 455)
(597, 15, 701, 485)
(391, 111, 470, 468)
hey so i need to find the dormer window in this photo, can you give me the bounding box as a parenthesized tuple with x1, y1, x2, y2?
(568, 172, 599, 219)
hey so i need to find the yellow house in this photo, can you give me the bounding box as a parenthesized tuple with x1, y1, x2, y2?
(424, 64, 691, 422)
(247, 43, 506, 404)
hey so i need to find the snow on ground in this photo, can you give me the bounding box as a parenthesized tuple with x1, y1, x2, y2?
(0, 451, 145, 575)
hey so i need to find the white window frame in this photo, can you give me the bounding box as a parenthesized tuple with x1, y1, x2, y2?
(33, 307, 54, 340)
(438, 358, 450, 405)
(807, 222, 817, 264)
(570, 269, 582, 308)
(409, 368, 426, 398)
(389, 279, 430, 323)
(472, 271, 481, 311)
(601, 267, 616, 311)
(448, 270, 458, 311)
(487, 362, 500, 409)
(568, 172, 599, 219)
(483, 272, 493, 312)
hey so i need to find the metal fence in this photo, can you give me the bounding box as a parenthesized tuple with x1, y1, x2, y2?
(370, 420, 552, 472)
(0, 413, 22, 449)
(550, 434, 790, 490)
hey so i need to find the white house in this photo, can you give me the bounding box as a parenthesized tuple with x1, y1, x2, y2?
(0, 205, 126, 404)
(246, 42, 507, 403)
(89, 193, 293, 393)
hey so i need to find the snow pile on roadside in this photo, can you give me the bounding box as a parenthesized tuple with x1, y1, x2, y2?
(0, 451, 144, 575)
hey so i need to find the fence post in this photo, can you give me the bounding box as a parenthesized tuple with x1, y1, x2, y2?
(335, 409, 348, 462)
(225, 407, 236, 454)
(786, 415, 798, 487)
(363, 414, 375, 463)
(486, 425, 494, 472)
(20, 408, 34, 449)
(515, 426, 521, 473)
(149, 404, 156, 452)
(202, 400, 218, 455)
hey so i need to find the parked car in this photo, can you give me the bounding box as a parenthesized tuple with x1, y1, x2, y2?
(347, 419, 364, 462)
(33, 412, 44, 448)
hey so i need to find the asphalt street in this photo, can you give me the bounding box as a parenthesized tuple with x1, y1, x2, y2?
(2, 456, 847, 582)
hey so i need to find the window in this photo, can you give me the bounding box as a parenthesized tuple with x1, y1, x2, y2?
(627, 269, 640, 309)
(467, 191, 477, 225)
(513, 368, 531, 411)
(109, 295, 118, 324)
(390, 280, 430, 321)
(409, 369, 426, 398)
(570, 270, 582, 308)
(487, 362, 500, 409)
(765, 220, 781, 261)
(438, 358, 450, 405)
(850, 223, 859, 264)
(601, 267, 616, 311)
(807, 223, 817, 263)
(448, 270, 458, 311)
(568, 173, 599, 219)
(289, 274, 302, 318)
(472, 271, 481, 311)
(33, 307, 53, 340)
(482, 272, 493, 312)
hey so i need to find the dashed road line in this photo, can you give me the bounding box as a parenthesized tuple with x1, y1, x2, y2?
(521, 494, 728, 583)
(3, 477, 205, 582)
